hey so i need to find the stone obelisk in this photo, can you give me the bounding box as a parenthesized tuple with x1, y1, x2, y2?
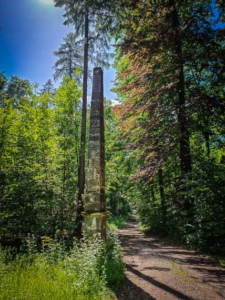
(83, 67, 106, 241)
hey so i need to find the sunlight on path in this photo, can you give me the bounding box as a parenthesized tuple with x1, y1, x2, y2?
(117, 216, 225, 300)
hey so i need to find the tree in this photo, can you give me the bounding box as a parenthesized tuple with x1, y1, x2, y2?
(104, 99, 131, 217)
(0, 73, 8, 107)
(53, 33, 83, 81)
(51, 75, 82, 238)
(0, 75, 82, 246)
(111, 0, 225, 250)
(40, 79, 56, 95)
(115, 0, 222, 186)
(0, 75, 32, 108)
(8, 76, 32, 104)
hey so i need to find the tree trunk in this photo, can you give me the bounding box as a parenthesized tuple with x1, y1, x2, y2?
(170, 1, 192, 177)
(158, 169, 166, 223)
(203, 131, 210, 156)
(170, 0, 193, 211)
(75, 2, 89, 238)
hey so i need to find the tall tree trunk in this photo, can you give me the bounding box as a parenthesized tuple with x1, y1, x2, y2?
(171, 1, 192, 177)
(150, 183, 155, 203)
(75, 3, 89, 238)
(158, 169, 166, 223)
(203, 131, 210, 156)
(170, 1, 193, 211)
(177, 59, 192, 177)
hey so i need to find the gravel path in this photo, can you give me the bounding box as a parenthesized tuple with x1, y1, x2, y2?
(116, 215, 225, 300)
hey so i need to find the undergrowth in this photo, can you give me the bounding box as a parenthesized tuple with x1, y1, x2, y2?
(107, 214, 129, 232)
(0, 230, 124, 300)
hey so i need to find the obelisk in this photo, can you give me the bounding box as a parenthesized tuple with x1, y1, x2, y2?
(82, 67, 106, 241)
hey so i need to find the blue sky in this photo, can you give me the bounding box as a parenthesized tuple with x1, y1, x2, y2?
(0, 0, 116, 99)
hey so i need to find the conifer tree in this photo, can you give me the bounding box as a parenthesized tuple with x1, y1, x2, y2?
(40, 79, 56, 95)
(53, 33, 83, 81)
(112, 0, 225, 225)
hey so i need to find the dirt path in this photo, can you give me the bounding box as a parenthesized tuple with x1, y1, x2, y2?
(116, 215, 225, 300)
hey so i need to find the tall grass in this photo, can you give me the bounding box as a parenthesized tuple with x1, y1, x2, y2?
(0, 231, 124, 300)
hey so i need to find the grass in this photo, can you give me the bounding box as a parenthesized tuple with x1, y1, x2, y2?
(210, 255, 225, 267)
(107, 214, 130, 232)
(139, 225, 151, 232)
(0, 231, 124, 300)
(165, 260, 193, 283)
(219, 259, 225, 267)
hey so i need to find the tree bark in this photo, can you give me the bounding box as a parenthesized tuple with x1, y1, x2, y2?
(158, 169, 166, 223)
(170, 0, 193, 211)
(170, 1, 192, 177)
(75, 2, 89, 238)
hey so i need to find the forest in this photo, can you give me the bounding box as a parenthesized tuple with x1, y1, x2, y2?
(0, 0, 225, 298)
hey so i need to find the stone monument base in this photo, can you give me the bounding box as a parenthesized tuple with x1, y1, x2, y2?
(82, 212, 107, 242)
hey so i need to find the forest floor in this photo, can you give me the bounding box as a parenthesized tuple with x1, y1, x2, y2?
(115, 215, 225, 300)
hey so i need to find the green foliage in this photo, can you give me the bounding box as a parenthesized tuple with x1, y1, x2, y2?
(219, 259, 225, 267)
(0, 75, 82, 245)
(99, 229, 125, 291)
(178, 156, 225, 254)
(107, 214, 130, 231)
(104, 100, 132, 217)
(53, 33, 83, 81)
(40, 79, 56, 95)
(0, 231, 124, 299)
(109, 0, 225, 255)
(53, 0, 113, 70)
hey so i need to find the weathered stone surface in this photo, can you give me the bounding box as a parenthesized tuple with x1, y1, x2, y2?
(84, 192, 106, 211)
(83, 213, 106, 241)
(83, 67, 106, 240)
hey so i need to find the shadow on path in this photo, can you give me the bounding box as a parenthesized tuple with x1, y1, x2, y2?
(116, 215, 225, 300)
(125, 264, 193, 300)
(117, 277, 156, 300)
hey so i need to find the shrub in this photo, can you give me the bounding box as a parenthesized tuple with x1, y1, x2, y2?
(0, 231, 124, 299)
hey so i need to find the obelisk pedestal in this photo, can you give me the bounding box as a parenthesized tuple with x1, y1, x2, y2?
(82, 67, 106, 241)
